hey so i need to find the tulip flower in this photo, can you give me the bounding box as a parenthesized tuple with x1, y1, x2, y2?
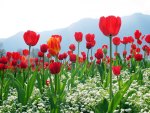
(113, 37, 121, 57)
(74, 32, 83, 42)
(95, 48, 103, 59)
(134, 53, 143, 61)
(69, 53, 76, 63)
(145, 34, 150, 44)
(112, 66, 121, 76)
(58, 54, 64, 61)
(99, 16, 121, 37)
(99, 15, 121, 100)
(49, 62, 61, 75)
(47, 36, 61, 56)
(23, 30, 40, 65)
(40, 44, 48, 53)
(22, 49, 29, 56)
(20, 61, 28, 69)
(38, 51, 44, 57)
(69, 44, 76, 51)
(85, 33, 95, 42)
(23, 30, 40, 46)
(134, 30, 142, 40)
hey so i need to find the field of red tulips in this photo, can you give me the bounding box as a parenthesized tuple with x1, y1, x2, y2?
(0, 16, 150, 113)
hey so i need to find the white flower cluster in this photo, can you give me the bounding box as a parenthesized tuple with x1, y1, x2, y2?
(61, 76, 109, 113)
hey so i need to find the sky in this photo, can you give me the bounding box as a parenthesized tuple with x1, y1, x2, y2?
(0, 0, 150, 39)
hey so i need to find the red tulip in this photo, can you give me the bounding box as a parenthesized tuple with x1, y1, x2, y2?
(137, 39, 142, 45)
(67, 50, 73, 56)
(113, 37, 121, 46)
(12, 52, 20, 60)
(58, 54, 64, 60)
(0, 56, 8, 64)
(112, 66, 121, 76)
(123, 50, 127, 58)
(40, 44, 48, 53)
(145, 34, 150, 43)
(85, 33, 95, 42)
(121, 37, 129, 44)
(22, 49, 29, 56)
(114, 52, 119, 57)
(134, 30, 141, 40)
(91, 40, 96, 47)
(6, 52, 12, 60)
(74, 32, 83, 42)
(134, 54, 143, 61)
(63, 52, 68, 59)
(86, 42, 93, 49)
(142, 45, 149, 51)
(99, 16, 121, 36)
(20, 61, 28, 69)
(49, 62, 61, 74)
(12, 60, 17, 67)
(38, 51, 44, 57)
(46, 80, 50, 86)
(69, 54, 76, 63)
(131, 44, 137, 50)
(96, 59, 101, 64)
(128, 36, 134, 43)
(102, 44, 108, 49)
(95, 48, 103, 59)
(90, 56, 93, 61)
(23, 30, 40, 46)
(47, 53, 51, 58)
(69, 44, 76, 51)
(81, 52, 86, 61)
(136, 48, 140, 53)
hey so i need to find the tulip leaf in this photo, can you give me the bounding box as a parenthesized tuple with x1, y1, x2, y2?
(108, 72, 137, 113)
(3, 79, 11, 100)
(13, 79, 26, 105)
(36, 72, 43, 93)
(26, 71, 37, 101)
(94, 98, 109, 113)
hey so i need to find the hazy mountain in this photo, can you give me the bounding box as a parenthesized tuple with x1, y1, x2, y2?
(1, 13, 150, 55)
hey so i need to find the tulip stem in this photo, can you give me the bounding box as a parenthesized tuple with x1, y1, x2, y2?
(87, 49, 89, 62)
(42, 54, 45, 89)
(91, 48, 93, 60)
(28, 46, 31, 66)
(0, 70, 4, 105)
(77, 42, 80, 61)
(109, 35, 113, 100)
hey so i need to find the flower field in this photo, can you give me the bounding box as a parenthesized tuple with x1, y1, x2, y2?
(0, 16, 150, 113)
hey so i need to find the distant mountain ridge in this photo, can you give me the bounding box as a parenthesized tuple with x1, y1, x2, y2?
(1, 13, 150, 55)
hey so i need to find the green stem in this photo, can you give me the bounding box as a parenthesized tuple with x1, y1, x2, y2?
(117, 76, 121, 112)
(87, 49, 89, 62)
(28, 46, 31, 66)
(0, 70, 4, 105)
(23, 69, 25, 88)
(124, 44, 126, 51)
(109, 36, 113, 100)
(115, 45, 117, 53)
(54, 74, 57, 96)
(77, 42, 80, 61)
(42, 54, 45, 88)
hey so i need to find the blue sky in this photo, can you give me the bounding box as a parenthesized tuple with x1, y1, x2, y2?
(0, 0, 150, 38)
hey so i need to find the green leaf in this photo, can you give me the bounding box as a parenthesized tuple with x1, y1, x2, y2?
(26, 71, 37, 101)
(14, 79, 26, 105)
(36, 72, 43, 93)
(3, 79, 11, 100)
(108, 72, 137, 113)
(95, 98, 109, 113)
